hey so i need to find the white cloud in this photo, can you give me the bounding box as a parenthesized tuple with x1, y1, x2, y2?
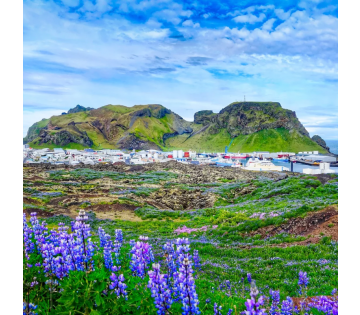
(182, 20, 200, 28)
(233, 13, 266, 24)
(274, 9, 292, 20)
(261, 18, 276, 31)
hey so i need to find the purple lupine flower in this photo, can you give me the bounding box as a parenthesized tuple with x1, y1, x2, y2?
(298, 271, 309, 287)
(29, 212, 48, 251)
(148, 263, 173, 315)
(173, 257, 200, 315)
(243, 281, 267, 315)
(227, 309, 233, 315)
(175, 238, 190, 267)
(115, 229, 123, 244)
(269, 290, 280, 315)
(193, 250, 201, 270)
(130, 236, 154, 278)
(23, 302, 38, 315)
(23, 214, 34, 260)
(331, 288, 337, 296)
(247, 273, 252, 284)
(309, 296, 338, 315)
(298, 271, 309, 295)
(41, 243, 57, 275)
(109, 272, 127, 300)
(163, 242, 176, 290)
(280, 297, 293, 315)
(103, 237, 113, 270)
(214, 302, 222, 314)
(98, 227, 107, 247)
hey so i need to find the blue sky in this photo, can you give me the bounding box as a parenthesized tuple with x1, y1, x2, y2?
(23, 0, 338, 139)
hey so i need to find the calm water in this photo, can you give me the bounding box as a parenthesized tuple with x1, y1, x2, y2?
(326, 140, 338, 155)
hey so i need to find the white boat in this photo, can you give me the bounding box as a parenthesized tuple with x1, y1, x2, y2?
(242, 158, 289, 172)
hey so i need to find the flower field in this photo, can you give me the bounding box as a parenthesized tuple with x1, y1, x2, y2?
(23, 163, 338, 314)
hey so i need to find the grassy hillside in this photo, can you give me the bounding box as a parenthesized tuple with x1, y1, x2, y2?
(165, 128, 327, 153)
(28, 141, 87, 150)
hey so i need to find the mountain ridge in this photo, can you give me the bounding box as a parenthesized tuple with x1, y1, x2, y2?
(24, 102, 328, 153)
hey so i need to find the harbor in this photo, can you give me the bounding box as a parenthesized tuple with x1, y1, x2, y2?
(23, 145, 338, 174)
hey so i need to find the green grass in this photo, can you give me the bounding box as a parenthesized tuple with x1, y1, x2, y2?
(28, 141, 88, 150)
(165, 128, 327, 153)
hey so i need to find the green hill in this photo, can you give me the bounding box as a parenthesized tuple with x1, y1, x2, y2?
(24, 102, 328, 153)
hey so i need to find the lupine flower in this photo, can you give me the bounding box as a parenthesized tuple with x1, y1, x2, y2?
(309, 296, 338, 315)
(269, 290, 280, 315)
(247, 273, 252, 284)
(227, 309, 233, 315)
(103, 238, 114, 270)
(109, 272, 127, 300)
(148, 263, 173, 315)
(23, 214, 35, 260)
(214, 302, 222, 314)
(243, 281, 267, 315)
(163, 242, 176, 290)
(115, 229, 123, 244)
(130, 236, 154, 278)
(23, 302, 38, 315)
(173, 257, 200, 315)
(98, 227, 107, 248)
(193, 250, 201, 270)
(298, 271, 309, 287)
(280, 297, 293, 315)
(298, 271, 309, 295)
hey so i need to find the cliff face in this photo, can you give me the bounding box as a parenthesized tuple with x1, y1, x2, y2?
(194, 102, 309, 138)
(312, 135, 330, 152)
(25, 104, 193, 150)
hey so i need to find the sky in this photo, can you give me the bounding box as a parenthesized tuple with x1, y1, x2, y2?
(23, 0, 338, 139)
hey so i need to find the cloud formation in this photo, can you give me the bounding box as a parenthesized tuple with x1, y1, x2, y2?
(23, 0, 338, 139)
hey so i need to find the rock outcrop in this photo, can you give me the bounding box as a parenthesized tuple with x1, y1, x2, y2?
(67, 105, 94, 114)
(194, 102, 309, 138)
(312, 135, 330, 152)
(36, 129, 93, 147)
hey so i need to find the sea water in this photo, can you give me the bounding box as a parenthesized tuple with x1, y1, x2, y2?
(326, 140, 338, 155)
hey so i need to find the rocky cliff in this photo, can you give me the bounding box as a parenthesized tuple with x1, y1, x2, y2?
(25, 104, 193, 150)
(194, 102, 309, 138)
(311, 135, 330, 152)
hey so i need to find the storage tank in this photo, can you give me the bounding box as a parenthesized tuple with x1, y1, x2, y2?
(173, 150, 178, 158)
(178, 150, 184, 158)
(168, 154, 173, 158)
(184, 151, 189, 158)
(154, 153, 159, 159)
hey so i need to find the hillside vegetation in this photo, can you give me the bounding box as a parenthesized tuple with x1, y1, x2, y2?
(25, 102, 328, 153)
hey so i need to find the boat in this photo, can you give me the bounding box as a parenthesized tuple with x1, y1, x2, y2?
(223, 153, 247, 159)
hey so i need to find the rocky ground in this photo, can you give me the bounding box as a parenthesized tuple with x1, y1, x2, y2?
(24, 162, 268, 215)
(23, 162, 337, 246)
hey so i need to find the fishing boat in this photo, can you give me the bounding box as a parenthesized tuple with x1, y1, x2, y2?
(223, 153, 247, 159)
